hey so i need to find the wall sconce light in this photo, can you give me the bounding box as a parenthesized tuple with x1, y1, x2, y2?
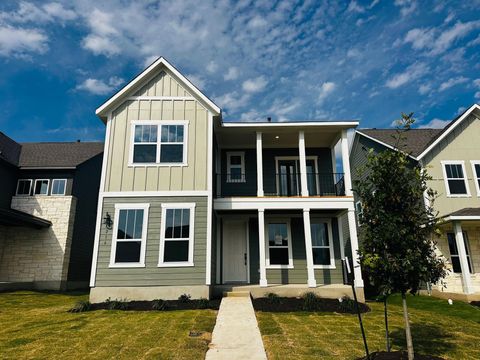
(103, 212, 113, 230)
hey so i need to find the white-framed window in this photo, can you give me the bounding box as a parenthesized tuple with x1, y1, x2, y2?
(441, 161, 470, 197)
(447, 232, 473, 273)
(159, 203, 195, 267)
(51, 179, 67, 195)
(226, 151, 245, 183)
(33, 179, 49, 195)
(471, 161, 480, 196)
(265, 219, 293, 268)
(130, 120, 188, 166)
(355, 201, 363, 224)
(109, 203, 149, 268)
(16, 179, 32, 195)
(311, 219, 335, 269)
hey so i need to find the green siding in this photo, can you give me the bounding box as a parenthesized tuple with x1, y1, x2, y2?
(94, 196, 208, 287)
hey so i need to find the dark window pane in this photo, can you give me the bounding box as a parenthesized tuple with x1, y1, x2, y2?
(117, 210, 127, 239)
(446, 164, 463, 179)
(173, 209, 182, 238)
(269, 248, 289, 265)
(447, 233, 458, 255)
(133, 144, 157, 163)
(134, 210, 144, 239)
(164, 240, 189, 262)
(160, 144, 183, 163)
(230, 168, 242, 180)
(17, 180, 31, 195)
(134, 125, 143, 142)
(448, 179, 467, 194)
(268, 224, 288, 246)
(181, 209, 190, 238)
(311, 223, 329, 247)
(176, 126, 184, 142)
(313, 248, 331, 265)
(124, 210, 135, 239)
(34, 180, 48, 195)
(115, 241, 141, 263)
(52, 179, 66, 195)
(230, 155, 241, 165)
(475, 164, 480, 177)
(165, 209, 174, 238)
(451, 257, 461, 273)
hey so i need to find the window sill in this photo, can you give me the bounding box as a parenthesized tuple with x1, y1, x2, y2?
(446, 194, 471, 198)
(109, 263, 146, 268)
(313, 265, 336, 270)
(157, 262, 194, 267)
(128, 163, 188, 167)
(266, 265, 294, 269)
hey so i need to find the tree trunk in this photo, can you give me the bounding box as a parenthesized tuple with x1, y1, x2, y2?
(401, 292, 414, 360)
(384, 297, 390, 352)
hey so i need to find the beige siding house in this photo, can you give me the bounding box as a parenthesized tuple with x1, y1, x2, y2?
(352, 104, 480, 301)
(89, 57, 365, 302)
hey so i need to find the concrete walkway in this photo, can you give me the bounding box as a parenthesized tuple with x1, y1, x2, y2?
(205, 296, 267, 360)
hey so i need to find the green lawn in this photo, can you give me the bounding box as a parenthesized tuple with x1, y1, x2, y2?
(256, 294, 480, 360)
(0, 291, 217, 359)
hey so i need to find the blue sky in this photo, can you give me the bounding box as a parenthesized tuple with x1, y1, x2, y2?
(0, 0, 479, 142)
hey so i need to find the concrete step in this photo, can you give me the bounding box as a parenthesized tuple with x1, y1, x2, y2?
(223, 291, 251, 298)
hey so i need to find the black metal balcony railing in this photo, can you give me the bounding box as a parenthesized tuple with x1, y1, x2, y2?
(216, 173, 345, 197)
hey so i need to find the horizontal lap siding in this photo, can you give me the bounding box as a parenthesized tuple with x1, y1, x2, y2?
(95, 196, 207, 287)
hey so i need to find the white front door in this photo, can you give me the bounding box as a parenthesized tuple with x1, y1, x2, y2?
(223, 220, 248, 283)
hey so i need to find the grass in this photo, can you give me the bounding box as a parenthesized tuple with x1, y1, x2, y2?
(0, 291, 217, 359)
(256, 294, 480, 360)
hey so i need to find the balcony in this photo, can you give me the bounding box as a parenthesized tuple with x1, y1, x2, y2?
(216, 172, 345, 197)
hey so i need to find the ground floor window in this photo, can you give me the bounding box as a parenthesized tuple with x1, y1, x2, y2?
(110, 204, 149, 267)
(266, 220, 293, 268)
(159, 203, 195, 267)
(447, 232, 473, 273)
(311, 220, 334, 267)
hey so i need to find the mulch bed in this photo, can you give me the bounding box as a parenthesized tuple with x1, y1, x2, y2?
(356, 351, 444, 359)
(75, 299, 221, 312)
(471, 301, 480, 308)
(252, 296, 370, 313)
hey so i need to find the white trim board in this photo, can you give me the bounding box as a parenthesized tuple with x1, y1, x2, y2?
(101, 191, 209, 197)
(96, 57, 221, 119)
(222, 121, 359, 128)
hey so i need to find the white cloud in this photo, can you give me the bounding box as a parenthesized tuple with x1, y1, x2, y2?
(439, 76, 468, 91)
(431, 21, 480, 55)
(267, 99, 301, 121)
(318, 82, 336, 103)
(82, 35, 120, 57)
(242, 76, 268, 93)
(386, 63, 428, 89)
(215, 91, 250, 111)
(457, 106, 466, 114)
(81, 8, 120, 57)
(347, 1, 365, 13)
(404, 28, 435, 50)
(186, 74, 206, 90)
(0, 2, 77, 23)
(76, 76, 124, 95)
(473, 79, 480, 88)
(206, 61, 218, 73)
(42, 3, 77, 21)
(476, 91, 480, 99)
(143, 55, 160, 68)
(419, 118, 450, 129)
(394, 0, 417, 16)
(224, 67, 239, 81)
(0, 26, 48, 57)
(418, 84, 431, 95)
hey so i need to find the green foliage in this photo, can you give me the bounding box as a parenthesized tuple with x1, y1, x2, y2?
(152, 299, 168, 311)
(266, 292, 281, 305)
(105, 298, 129, 310)
(68, 300, 91, 313)
(302, 292, 320, 311)
(178, 294, 191, 303)
(197, 298, 210, 309)
(338, 296, 356, 313)
(354, 112, 447, 297)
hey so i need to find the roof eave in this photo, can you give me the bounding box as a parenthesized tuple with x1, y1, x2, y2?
(355, 130, 419, 161)
(222, 121, 359, 128)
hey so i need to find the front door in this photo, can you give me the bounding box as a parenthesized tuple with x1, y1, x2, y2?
(223, 220, 248, 283)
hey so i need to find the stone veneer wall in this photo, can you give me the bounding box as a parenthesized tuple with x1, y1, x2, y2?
(433, 223, 480, 294)
(0, 196, 77, 290)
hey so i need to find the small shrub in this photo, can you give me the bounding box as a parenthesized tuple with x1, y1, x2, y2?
(338, 295, 356, 313)
(266, 292, 281, 305)
(68, 300, 91, 313)
(152, 299, 168, 311)
(178, 293, 191, 303)
(197, 298, 210, 309)
(105, 297, 129, 310)
(302, 292, 320, 311)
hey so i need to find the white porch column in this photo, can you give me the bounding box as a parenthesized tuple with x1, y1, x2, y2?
(258, 209, 268, 287)
(347, 209, 364, 287)
(453, 221, 473, 294)
(341, 129, 353, 196)
(303, 209, 317, 287)
(256, 132, 264, 197)
(298, 131, 309, 196)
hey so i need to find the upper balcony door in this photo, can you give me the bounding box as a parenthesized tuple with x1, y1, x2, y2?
(277, 158, 318, 196)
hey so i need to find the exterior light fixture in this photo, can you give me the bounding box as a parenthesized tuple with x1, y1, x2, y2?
(103, 212, 113, 230)
(275, 136, 280, 139)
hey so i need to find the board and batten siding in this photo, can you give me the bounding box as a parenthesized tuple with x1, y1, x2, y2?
(104, 70, 209, 193)
(94, 196, 207, 287)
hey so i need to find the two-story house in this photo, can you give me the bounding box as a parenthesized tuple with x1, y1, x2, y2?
(89, 57, 364, 302)
(351, 104, 480, 301)
(0, 132, 103, 290)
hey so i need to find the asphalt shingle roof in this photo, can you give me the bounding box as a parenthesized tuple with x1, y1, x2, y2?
(446, 207, 480, 217)
(18, 142, 104, 168)
(359, 128, 443, 158)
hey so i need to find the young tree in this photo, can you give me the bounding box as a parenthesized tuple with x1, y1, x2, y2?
(354, 113, 447, 360)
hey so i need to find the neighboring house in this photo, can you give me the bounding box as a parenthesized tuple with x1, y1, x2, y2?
(0, 132, 103, 290)
(351, 104, 480, 301)
(89, 57, 364, 302)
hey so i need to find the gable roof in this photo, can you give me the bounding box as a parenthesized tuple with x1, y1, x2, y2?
(95, 57, 221, 121)
(0, 132, 22, 166)
(18, 142, 104, 169)
(357, 128, 442, 159)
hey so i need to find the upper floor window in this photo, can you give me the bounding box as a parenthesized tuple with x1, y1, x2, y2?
(16, 179, 32, 196)
(471, 161, 480, 196)
(226, 152, 245, 183)
(34, 179, 49, 195)
(442, 161, 470, 197)
(131, 121, 188, 166)
(51, 179, 67, 195)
